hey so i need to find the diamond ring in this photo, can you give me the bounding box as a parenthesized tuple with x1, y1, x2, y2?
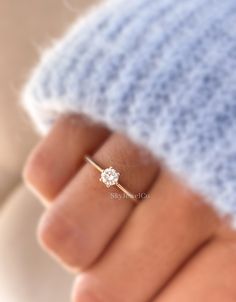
(85, 156, 137, 202)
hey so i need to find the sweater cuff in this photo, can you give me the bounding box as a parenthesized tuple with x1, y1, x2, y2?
(23, 0, 236, 225)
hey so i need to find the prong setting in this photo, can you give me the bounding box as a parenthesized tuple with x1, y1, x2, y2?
(100, 167, 120, 187)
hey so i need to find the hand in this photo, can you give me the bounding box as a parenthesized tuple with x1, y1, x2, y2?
(24, 115, 236, 302)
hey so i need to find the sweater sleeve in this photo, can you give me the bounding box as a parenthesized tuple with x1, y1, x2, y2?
(22, 0, 236, 226)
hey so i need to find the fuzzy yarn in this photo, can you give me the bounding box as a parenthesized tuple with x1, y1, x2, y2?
(23, 0, 236, 226)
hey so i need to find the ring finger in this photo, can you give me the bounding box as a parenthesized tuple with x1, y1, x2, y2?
(38, 132, 159, 269)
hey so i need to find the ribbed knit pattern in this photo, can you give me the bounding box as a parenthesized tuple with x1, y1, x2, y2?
(23, 0, 236, 226)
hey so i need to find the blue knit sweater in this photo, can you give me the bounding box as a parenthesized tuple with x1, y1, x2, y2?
(23, 0, 236, 226)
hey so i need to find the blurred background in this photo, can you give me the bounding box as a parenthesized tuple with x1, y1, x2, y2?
(0, 1, 98, 301)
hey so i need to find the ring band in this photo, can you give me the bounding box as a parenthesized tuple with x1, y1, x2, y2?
(85, 156, 138, 202)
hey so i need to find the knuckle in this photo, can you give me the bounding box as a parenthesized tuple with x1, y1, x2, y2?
(24, 146, 48, 183)
(72, 278, 106, 302)
(37, 210, 94, 269)
(73, 289, 102, 302)
(23, 145, 57, 198)
(23, 148, 51, 185)
(37, 211, 64, 253)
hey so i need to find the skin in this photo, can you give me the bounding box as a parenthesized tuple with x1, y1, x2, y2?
(24, 114, 236, 302)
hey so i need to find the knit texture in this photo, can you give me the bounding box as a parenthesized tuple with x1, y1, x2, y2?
(23, 0, 236, 226)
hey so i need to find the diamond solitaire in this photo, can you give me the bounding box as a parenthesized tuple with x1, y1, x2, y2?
(100, 167, 120, 187)
(84, 155, 137, 202)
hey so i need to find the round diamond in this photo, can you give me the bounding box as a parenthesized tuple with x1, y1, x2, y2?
(100, 167, 120, 187)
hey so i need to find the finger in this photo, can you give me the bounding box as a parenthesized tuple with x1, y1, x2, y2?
(153, 226, 236, 302)
(24, 114, 109, 201)
(38, 133, 159, 269)
(72, 169, 219, 302)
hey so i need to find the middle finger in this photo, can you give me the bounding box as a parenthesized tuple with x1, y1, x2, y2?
(73, 169, 219, 302)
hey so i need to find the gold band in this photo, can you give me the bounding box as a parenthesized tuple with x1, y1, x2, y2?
(85, 155, 138, 202)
